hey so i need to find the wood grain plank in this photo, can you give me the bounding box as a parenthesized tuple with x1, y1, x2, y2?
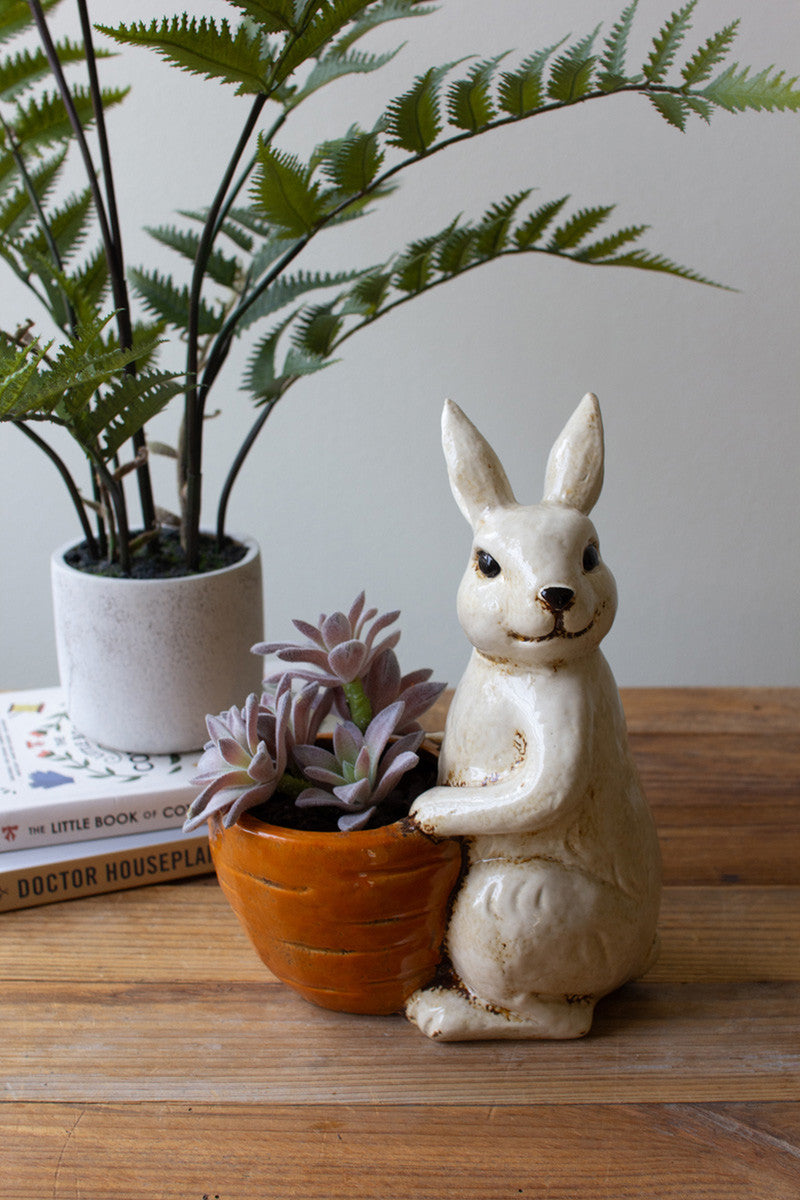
(2, 883, 798, 985)
(1, 977, 797, 1104)
(3, 1102, 799, 1200)
(620, 688, 800, 735)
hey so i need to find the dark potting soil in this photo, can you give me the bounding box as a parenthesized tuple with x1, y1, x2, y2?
(248, 748, 440, 834)
(64, 529, 248, 579)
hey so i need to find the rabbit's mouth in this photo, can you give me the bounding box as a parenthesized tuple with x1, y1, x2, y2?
(509, 615, 595, 644)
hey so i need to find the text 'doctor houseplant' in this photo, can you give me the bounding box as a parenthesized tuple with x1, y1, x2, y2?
(1, 0, 797, 576)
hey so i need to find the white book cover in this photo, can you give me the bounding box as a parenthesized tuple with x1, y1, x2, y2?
(0, 688, 202, 853)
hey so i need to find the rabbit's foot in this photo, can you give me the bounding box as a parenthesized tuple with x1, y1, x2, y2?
(405, 984, 595, 1042)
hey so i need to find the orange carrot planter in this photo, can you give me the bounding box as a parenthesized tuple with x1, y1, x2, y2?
(209, 807, 462, 1015)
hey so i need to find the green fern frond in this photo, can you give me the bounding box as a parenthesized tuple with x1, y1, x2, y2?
(243, 311, 296, 400)
(573, 223, 649, 261)
(333, 1, 436, 55)
(547, 27, 600, 102)
(0, 150, 65, 239)
(681, 21, 739, 88)
(0, 40, 101, 104)
(649, 92, 690, 129)
(701, 63, 800, 113)
(643, 1, 697, 84)
(225, 1, 297, 35)
(447, 55, 506, 133)
(434, 225, 477, 276)
(251, 141, 329, 237)
(9, 85, 128, 153)
(129, 267, 224, 335)
(146, 224, 241, 288)
(393, 231, 443, 293)
(0, 333, 53, 419)
(597, 1, 640, 92)
(290, 45, 402, 105)
(384, 62, 458, 153)
(97, 16, 273, 96)
(67, 247, 110, 318)
(319, 127, 384, 195)
(474, 191, 532, 259)
(497, 40, 566, 116)
(76, 370, 183, 460)
(513, 196, 570, 249)
(548, 205, 616, 251)
(0, 1, 59, 48)
(20, 189, 93, 265)
(179, 208, 255, 253)
(238, 267, 369, 330)
(275, 1, 379, 82)
(291, 302, 343, 358)
(600, 247, 727, 287)
(342, 269, 393, 315)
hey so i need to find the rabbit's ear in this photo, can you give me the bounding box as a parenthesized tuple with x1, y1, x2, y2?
(442, 399, 516, 528)
(542, 393, 604, 514)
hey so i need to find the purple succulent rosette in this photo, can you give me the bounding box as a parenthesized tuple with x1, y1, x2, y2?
(184, 692, 290, 832)
(253, 591, 400, 687)
(189, 594, 446, 834)
(293, 701, 423, 832)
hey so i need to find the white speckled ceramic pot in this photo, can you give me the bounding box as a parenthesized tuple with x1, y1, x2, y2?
(50, 536, 263, 754)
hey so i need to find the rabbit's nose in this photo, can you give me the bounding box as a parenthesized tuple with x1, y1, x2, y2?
(540, 586, 575, 612)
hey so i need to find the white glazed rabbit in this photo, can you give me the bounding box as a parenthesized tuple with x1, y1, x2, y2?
(406, 395, 661, 1041)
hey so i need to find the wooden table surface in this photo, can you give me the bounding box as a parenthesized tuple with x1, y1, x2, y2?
(2, 688, 798, 1199)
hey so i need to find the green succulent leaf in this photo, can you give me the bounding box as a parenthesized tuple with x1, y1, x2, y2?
(97, 16, 274, 96)
(643, 1, 697, 85)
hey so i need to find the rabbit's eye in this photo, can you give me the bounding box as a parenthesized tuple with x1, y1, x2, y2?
(476, 550, 501, 578)
(582, 543, 600, 572)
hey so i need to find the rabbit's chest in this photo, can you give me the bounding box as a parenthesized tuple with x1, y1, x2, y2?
(439, 679, 531, 787)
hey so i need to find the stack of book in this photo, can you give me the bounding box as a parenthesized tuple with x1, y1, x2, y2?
(0, 688, 213, 912)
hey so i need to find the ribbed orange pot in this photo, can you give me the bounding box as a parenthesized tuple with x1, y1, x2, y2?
(209, 803, 462, 1015)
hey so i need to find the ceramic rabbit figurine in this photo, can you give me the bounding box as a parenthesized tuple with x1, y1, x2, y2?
(406, 395, 661, 1041)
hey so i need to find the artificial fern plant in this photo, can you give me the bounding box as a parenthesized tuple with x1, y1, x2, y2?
(0, 0, 797, 573)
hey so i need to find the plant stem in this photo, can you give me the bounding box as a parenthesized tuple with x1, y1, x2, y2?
(75, 0, 156, 536)
(216, 396, 280, 546)
(343, 679, 372, 734)
(183, 92, 267, 569)
(15, 421, 98, 556)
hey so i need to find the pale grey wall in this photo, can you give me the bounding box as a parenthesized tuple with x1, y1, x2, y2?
(2, 0, 798, 692)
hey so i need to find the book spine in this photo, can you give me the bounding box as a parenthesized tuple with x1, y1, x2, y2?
(0, 835, 213, 913)
(1, 787, 196, 853)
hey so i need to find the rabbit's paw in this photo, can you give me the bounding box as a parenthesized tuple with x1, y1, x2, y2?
(406, 985, 595, 1042)
(409, 786, 465, 837)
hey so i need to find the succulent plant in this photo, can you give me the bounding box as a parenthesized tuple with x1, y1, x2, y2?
(187, 594, 444, 833)
(294, 701, 423, 831)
